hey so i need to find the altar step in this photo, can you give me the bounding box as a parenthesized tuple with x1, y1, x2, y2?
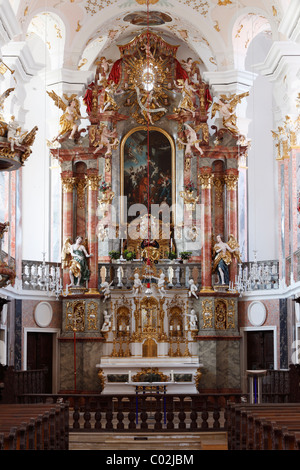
(69, 431, 228, 451)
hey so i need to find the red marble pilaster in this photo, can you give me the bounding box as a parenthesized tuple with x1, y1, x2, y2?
(212, 161, 225, 238)
(198, 166, 214, 292)
(224, 169, 239, 283)
(61, 171, 75, 287)
(86, 171, 101, 294)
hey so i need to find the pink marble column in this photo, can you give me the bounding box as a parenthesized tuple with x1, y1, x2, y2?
(198, 167, 214, 292)
(61, 172, 75, 287)
(224, 169, 239, 284)
(86, 171, 101, 294)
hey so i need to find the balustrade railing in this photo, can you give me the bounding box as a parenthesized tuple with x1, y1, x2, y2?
(98, 261, 201, 291)
(17, 393, 242, 433)
(20, 258, 281, 293)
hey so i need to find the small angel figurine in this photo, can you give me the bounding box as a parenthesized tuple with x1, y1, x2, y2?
(188, 279, 198, 299)
(132, 272, 142, 296)
(154, 272, 166, 298)
(101, 310, 112, 332)
(187, 308, 198, 329)
(101, 280, 113, 302)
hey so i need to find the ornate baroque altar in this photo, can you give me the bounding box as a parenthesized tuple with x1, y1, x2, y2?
(49, 31, 248, 394)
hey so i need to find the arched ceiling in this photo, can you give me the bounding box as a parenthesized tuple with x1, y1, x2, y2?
(9, 0, 287, 74)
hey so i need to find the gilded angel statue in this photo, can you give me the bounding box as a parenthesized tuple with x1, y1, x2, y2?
(61, 236, 92, 287)
(47, 90, 87, 141)
(211, 92, 249, 135)
(212, 234, 241, 285)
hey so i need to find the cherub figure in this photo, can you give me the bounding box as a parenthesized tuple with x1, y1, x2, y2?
(132, 272, 142, 296)
(186, 308, 198, 329)
(178, 123, 203, 156)
(154, 272, 166, 298)
(101, 280, 113, 302)
(210, 92, 249, 135)
(93, 124, 119, 155)
(101, 310, 112, 332)
(188, 279, 198, 299)
(47, 90, 87, 141)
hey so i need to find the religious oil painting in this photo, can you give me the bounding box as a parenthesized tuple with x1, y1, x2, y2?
(121, 127, 175, 221)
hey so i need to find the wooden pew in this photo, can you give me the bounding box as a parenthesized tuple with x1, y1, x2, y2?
(0, 402, 69, 450)
(228, 403, 300, 450)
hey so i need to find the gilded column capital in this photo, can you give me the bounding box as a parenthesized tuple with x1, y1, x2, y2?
(224, 174, 238, 190)
(86, 174, 102, 191)
(61, 176, 76, 193)
(198, 173, 214, 189)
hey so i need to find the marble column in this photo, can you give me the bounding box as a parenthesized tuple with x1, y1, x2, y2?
(224, 169, 239, 283)
(198, 167, 214, 292)
(61, 172, 75, 287)
(86, 172, 101, 294)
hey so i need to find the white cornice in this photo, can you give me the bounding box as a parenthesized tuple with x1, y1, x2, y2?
(203, 69, 257, 95)
(0, 0, 20, 44)
(279, 0, 300, 43)
(254, 41, 300, 82)
(45, 68, 94, 96)
(1, 41, 44, 81)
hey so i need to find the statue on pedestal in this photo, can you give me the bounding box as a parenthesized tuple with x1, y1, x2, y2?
(101, 310, 112, 332)
(212, 234, 241, 285)
(188, 279, 198, 299)
(62, 236, 92, 287)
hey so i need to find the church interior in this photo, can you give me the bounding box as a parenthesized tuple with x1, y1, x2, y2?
(0, 0, 300, 452)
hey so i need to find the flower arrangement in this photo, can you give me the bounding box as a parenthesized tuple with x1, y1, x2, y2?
(184, 182, 196, 192)
(100, 180, 111, 192)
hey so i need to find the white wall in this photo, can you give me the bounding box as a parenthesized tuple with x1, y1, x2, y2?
(245, 33, 278, 262)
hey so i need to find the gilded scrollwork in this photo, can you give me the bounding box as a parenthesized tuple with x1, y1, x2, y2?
(87, 301, 98, 330)
(201, 299, 213, 329)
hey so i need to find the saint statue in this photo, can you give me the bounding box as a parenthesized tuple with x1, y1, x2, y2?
(212, 234, 241, 285)
(62, 236, 92, 287)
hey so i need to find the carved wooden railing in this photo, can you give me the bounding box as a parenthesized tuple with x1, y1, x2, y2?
(16, 393, 242, 432)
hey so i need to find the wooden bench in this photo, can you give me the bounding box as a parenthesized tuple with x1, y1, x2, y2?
(228, 403, 300, 450)
(0, 402, 69, 450)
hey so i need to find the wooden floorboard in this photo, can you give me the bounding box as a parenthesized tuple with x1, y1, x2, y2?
(69, 431, 228, 450)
